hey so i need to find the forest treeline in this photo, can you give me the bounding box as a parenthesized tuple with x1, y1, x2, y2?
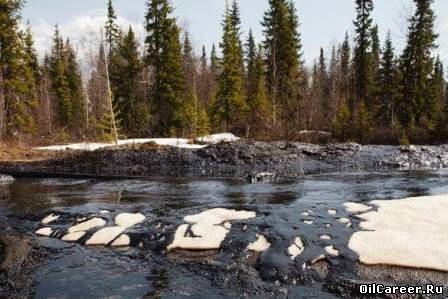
(0, 0, 447, 145)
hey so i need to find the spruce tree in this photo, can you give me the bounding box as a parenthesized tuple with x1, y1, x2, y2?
(24, 25, 40, 82)
(49, 27, 72, 127)
(181, 32, 198, 136)
(369, 24, 381, 112)
(399, 0, 438, 130)
(110, 26, 144, 136)
(340, 32, 352, 103)
(210, 44, 219, 77)
(64, 39, 85, 130)
(429, 56, 445, 131)
(105, 0, 119, 55)
(245, 30, 257, 110)
(378, 31, 399, 127)
(245, 32, 269, 137)
(353, 0, 374, 112)
(145, 0, 186, 136)
(262, 0, 304, 137)
(318, 47, 330, 125)
(0, 0, 37, 138)
(212, 1, 247, 133)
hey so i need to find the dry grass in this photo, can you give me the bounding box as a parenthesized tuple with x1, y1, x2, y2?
(0, 142, 65, 161)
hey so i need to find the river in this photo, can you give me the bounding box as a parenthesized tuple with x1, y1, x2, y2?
(1, 170, 448, 298)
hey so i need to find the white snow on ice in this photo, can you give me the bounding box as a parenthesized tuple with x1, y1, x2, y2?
(247, 234, 271, 252)
(41, 214, 59, 225)
(325, 245, 339, 257)
(62, 231, 86, 242)
(348, 194, 448, 272)
(167, 208, 256, 251)
(115, 213, 145, 228)
(344, 202, 371, 213)
(35, 227, 53, 237)
(288, 237, 305, 260)
(85, 226, 125, 245)
(68, 217, 106, 233)
(111, 234, 131, 247)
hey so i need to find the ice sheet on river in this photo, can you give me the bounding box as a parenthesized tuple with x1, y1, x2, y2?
(348, 194, 448, 272)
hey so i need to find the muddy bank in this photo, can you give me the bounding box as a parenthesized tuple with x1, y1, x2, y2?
(0, 235, 48, 298)
(1, 141, 448, 178)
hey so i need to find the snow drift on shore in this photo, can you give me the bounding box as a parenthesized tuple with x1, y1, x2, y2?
(348, 194, 448, 272)
(34, 133, 240, 151)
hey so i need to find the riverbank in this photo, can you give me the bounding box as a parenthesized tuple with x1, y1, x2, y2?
(1, 141, 448, 179)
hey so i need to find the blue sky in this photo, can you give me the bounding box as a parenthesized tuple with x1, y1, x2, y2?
(22, 0, 448, 67)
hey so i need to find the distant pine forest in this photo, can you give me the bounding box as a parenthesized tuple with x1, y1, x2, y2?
(0, 0, 447, 145)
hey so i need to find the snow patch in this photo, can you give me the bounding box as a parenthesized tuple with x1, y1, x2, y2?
(338, 217, 352, 227)
(319, 235, 332, 240)
(34, 133, 241, 152)
(41, 214, 60, 225)
(115, 213, 145, 228)
(85, 226, 124, 245)
(196, 133, 241, 144)
(288, 237, 304, 260)
(344, 202, 371, 213)
(167, 208, 256, 251)
(111, 234, 131, 247)
(348, 194, 448, 272)
(183, 208, 256, 226)
(62, 231, 86, 242)
(247, 234, 271, 252)
(36, 227, 53, 237)
(325, 245, 339, 257)
(35, 138, 205, 151)
(68, 217, 106, 233)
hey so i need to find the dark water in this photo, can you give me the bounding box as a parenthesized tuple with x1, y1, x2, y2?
(2, 170, 448, 298)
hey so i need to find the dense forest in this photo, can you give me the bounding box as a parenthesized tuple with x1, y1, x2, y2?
(0, 0, 447, 145)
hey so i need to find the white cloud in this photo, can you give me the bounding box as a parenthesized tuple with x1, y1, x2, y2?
(25, 9, 145, 76)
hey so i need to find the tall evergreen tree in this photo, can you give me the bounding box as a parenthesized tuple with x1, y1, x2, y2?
(145, 0, 186, 136)
(64, 39, 85, 130)
(429, 56, 445, 129)
(212, 1, 247, 133)
(49, 27, 72, 127)
(110, 26, 145, 136)
(318, 47, 330, 124)
(0, 0, 37, 139)
(245, 32, 269, 137)
(262, 0, 304, 137)
(24, 24, 40, 82)
(378, 31, 399, 127)
(352, 0, 375, 140)
(399, 0, 438, 129)
(197, 45, 210, 107)
(105, 0, 119, 54)
(181, 31, 199, 136)
(340, 32, 352, 103)
(353, 0, 374, 107)
(245, 29, 257, 107)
